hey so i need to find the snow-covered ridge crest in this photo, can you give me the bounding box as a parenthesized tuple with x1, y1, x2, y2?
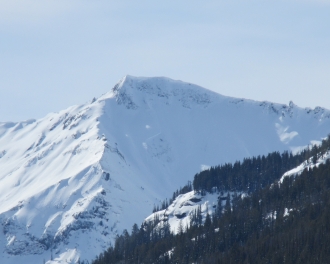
(1, 75, 330, 263)
(106, 75, 330, 121)
(279, 149, 330, 183)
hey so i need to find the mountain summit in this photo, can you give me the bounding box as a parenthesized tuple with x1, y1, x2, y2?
(0, 76, 330, 263)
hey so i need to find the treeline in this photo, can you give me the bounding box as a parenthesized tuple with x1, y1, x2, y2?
(92, 135, 330, 264)
(193, 135, 330, 193)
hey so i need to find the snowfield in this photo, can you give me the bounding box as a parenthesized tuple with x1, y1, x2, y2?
(0, 75, 330, 263)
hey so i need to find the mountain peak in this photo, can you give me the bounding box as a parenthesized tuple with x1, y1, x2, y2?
(105, 75, 216, 110)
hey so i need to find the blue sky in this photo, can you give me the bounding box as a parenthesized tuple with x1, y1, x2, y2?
(1, 0, 330, 122)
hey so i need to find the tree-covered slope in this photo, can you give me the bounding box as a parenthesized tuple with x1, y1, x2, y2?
(92, 135, 330, 264)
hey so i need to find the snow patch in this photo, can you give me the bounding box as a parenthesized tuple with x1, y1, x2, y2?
(275, 123, 298, 144)
(283, 208, 293, 217)
(200, 165, 211, 171)
(146, 190, 245, 234)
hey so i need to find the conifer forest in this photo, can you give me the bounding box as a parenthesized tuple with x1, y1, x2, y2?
(92, 136, 330, 264)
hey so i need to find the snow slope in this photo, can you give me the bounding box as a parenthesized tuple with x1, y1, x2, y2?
(0, 75, 330, 263)
(279, 149, 330, 183)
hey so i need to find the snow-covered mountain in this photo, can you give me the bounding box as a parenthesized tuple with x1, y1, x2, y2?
(0, 75, 330, 264)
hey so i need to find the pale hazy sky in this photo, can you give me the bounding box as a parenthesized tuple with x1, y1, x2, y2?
(1, 0, 329, 122)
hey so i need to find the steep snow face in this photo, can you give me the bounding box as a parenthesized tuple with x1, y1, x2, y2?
(0, 101, 109, 264)
(1, 75, 330, 263)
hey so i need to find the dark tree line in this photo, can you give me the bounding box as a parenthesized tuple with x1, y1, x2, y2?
(92, 135, 330, 264)
(193, 135, 330, 193)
